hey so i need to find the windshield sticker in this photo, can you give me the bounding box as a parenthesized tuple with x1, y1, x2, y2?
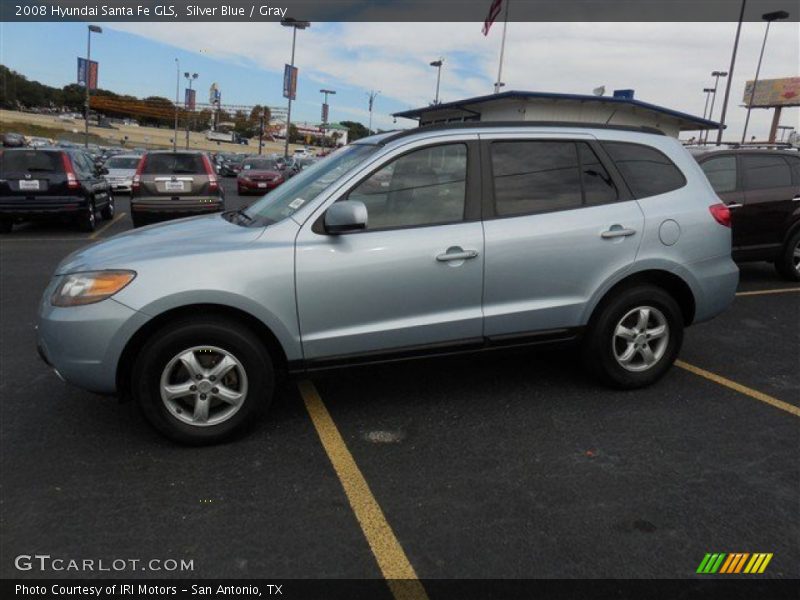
(288, 198, 305, 210)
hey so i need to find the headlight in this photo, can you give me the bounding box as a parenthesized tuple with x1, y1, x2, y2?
(51, 270, 136, 307)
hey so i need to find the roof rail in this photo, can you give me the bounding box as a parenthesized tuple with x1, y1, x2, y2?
(378, 120, 666, 145)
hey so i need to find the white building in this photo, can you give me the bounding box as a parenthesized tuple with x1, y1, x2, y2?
(393, 90, 719, 138)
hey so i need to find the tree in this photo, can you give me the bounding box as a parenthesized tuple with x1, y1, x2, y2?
(340, 120, 370, 142)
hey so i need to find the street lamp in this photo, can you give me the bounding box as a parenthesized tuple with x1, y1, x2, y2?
(715, 0, 746, 146)
(367, 90, 380, 135)
(84, 24, 102, 147)
(173, 58, 180, 152)
(701, 87, 715, 143)
(702, 71, 727, 144)
(184, 72, 198, 149)
(281, 17, 310, 158)
(430, 59, 443, 105)
(741, 10, 789, 144)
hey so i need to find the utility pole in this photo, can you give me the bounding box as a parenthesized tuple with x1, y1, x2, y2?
(184, 72, 198, 150)
(84, 25, 102, 147)
(716, 0, 746, 146)
(281, 18, 310, 159)
(173, 58, 179, 152)
(367, 90, 380, 135)
(430, 59, 443, 104)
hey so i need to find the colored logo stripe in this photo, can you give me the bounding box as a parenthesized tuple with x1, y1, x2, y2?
(697, 553, 773, 574)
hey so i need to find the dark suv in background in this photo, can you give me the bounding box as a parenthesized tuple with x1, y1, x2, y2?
(131, 151, 224, 227)
(696, 149, 800, 280)
(0, 147, 114, 233)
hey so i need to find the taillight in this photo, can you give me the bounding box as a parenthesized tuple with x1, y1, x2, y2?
(132, 155, 147, 192)
(202, 154, 219, 192)
(709, 203, 731, 228)
(61, 153, 80, 190)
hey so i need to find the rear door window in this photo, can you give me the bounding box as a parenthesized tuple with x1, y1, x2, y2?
(0, 150, 64, 174)
(741, 154, 792, 190)
(142, 153, 205, 175)
(700, 155, 737, 193)
(602, 142, 686, 198)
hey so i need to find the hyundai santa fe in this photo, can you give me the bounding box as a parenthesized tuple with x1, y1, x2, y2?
(37, 123, 738, 444)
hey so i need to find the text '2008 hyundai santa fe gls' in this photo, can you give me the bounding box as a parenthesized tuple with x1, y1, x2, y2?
(37, 123, 739, 444)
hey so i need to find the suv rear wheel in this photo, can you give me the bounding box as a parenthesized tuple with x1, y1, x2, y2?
(79, 199, 97, 232)
(774, 229, 800, 282)
(583, 285, 683, 389)
(100, 194, 115, 220)
(132, 316, 275, 444)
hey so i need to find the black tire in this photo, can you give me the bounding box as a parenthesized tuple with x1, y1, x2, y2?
(582, 284, 684, 389)
(100, 193, 115, 220)
(79, 199, 97, 232)
(774, 229, 800, 282)
(131, 315, 274, 445)
(0, 218, 12, 234)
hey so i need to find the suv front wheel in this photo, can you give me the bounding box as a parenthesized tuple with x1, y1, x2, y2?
(132, 316, 275, 444)
(775, 229, 800, 282)
(583, 285, 683, 389)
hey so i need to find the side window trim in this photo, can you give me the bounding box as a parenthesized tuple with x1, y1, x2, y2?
(311, 139, 481, 235)
(480, 137, 631, 222)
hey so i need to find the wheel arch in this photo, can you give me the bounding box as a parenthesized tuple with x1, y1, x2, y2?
(585, 268, 696, 328)
(116, 303, 289, 400)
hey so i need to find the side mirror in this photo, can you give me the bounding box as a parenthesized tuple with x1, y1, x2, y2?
(324, 201, 368, 234)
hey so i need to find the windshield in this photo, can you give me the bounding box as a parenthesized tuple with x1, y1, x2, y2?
(243, 159, 277, 171)
(243, 144, 380, 225)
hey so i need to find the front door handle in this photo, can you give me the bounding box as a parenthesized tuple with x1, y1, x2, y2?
(726, 203, 743, 209)
(792, 195, 800, 202)
(436, 248, 479, 262)
(601, 226, 636, 239)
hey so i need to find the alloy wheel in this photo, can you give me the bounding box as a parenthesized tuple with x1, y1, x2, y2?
(159, 346, 249, 427)
(612, 306, 669, 372)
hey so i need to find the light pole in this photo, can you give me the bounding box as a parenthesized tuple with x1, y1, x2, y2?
(701, 88, 715, 144)
(367, 90, 380, 135)
(741, 10, 789, 144)
(184, 72, 198, 150)
(281, 17, 310, 159)
(84, 25, 102, 147)
(173, 58, 180, 152)
(430, 59, 443, 105)
(319, 89, 335, 147)
(703, 70, 727, 143)
(716, 0, 746, 146)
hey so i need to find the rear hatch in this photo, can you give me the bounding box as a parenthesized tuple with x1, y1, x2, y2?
(139, 153, 211, 197)
(0, 149, 71, 197)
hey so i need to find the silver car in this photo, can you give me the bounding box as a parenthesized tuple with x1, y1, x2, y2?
(37, 123, 738, 444)
(103, 154, 141, 194)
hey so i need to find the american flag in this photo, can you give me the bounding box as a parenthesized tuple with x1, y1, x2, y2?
(482, 0, 504, 36)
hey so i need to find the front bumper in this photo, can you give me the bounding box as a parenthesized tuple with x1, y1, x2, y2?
(37, 294, 149, 395)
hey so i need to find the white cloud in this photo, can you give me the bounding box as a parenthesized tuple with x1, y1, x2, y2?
(106, 21, 799, 137)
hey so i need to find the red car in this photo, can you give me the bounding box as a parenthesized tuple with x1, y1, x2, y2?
(236, 158, 285, 195)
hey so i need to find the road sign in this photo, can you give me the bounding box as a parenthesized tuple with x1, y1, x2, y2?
(283, 64, 298, 100)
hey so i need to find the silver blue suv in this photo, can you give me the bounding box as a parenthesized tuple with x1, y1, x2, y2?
(37, 123, 738, 443)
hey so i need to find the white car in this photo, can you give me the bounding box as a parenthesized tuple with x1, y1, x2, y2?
(293, 148, 312, 159)
(103, 154, 141, 194)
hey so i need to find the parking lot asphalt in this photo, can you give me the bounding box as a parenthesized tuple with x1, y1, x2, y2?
(1, 179, 798, 587)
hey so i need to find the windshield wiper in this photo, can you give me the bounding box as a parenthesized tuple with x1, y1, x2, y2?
(235, 209, 253, 223)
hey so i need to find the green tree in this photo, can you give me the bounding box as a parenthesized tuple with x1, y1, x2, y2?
(340, 120, 370, 142)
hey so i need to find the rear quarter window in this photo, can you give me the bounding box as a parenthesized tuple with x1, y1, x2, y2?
(741, 154, 792, 190)
(142, 153, 205, 175)
(602, 141, 686, 198)
(0, 150, 64, 174)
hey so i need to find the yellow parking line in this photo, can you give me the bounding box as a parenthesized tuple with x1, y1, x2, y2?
(675, 360, 800, 418)
(736, 288, 800, 297)
(298, 380, 428, 600)
(89, 212, 127, 239)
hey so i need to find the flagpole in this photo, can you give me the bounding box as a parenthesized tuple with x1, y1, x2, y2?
(493, 0, 510, 93)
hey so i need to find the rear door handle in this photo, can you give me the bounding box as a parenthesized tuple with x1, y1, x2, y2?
(726, 203, 743, 209)
(436, 249, 479, 261)
(601, 227, 636, 239)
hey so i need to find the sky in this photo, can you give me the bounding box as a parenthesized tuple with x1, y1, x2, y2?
(1, 20, 798, 139)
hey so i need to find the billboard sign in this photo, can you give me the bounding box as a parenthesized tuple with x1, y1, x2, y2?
(743, 77, 800, 108)
(283, 64, 298, 100)
(77, 57, 99, 90)
(321, 102, 329, 123)
(184, 88, 196, 110)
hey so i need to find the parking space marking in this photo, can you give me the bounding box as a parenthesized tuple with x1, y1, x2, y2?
(675, 360, 800, 418)
(89, 212, 127, 239)
(298, 380, 429, 600)
(735, 287, 800, 297)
